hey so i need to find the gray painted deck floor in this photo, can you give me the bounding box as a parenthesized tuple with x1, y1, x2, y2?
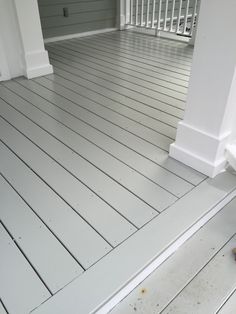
(0, 31, 236, 314)
(111, 195, 236, 314)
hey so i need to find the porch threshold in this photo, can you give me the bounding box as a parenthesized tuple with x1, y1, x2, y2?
(32, 171, 236, 314)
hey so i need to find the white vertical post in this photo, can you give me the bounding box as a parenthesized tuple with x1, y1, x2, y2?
(183, 0, 190, 34)
(156, 0, 162, 30)
(170, 0, 236, 178)
(163, 0, 168, 30)
(190, 0, 198, 35)
(130, 0, 134, 24)
(151, 0, 156, 28)
(176, 0, 182, 33)
(141, 0, 144, 25)
(14, 0, 53, 79)
(170, 0, 176, 32)
(135, 0, 139, 24)
(146, 0, 150, 26)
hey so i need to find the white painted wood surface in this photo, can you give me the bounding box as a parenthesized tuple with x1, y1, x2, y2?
(0, 224, 50, 314)
(112, 197, 236, 313)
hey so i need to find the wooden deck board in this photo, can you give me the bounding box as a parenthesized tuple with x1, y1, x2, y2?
(0, 141, 112, 269)
(6, 79, 194, 198)
(0, 117, 136, 245)
(0, 223, 50, 314)
(0, 31, 214, 314)
(31, 172, 236, 314)
(111, 197, 236, 313)
(0, 174, 83, 293)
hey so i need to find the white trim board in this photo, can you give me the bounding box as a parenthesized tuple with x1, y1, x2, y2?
(44, 28, 118, 44)
(31, 171, 236, 314)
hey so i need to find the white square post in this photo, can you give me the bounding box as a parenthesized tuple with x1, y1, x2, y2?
(14, 0, 53, 79)
(170, 0, 236, 177)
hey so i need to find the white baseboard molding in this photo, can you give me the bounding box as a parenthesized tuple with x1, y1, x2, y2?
(169, 121, 231, 177)
(226, 144, 236, 171)
(24, 50, 53, 79)
(31, 172, 236, 314)
(44, 28, 118, 44)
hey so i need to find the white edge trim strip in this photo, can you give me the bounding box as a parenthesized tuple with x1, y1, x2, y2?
(97, 187, 236, 313)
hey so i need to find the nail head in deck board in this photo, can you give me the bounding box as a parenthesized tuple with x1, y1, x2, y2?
(0, 175, 83, 293)
(0, 224, 50, 314)
(31, 172, 236, 314)
(111, 197, 236, 313)
(23, 77, 205, 186)
(162, 234, 236, 314)
(0, 142, 112, 269)
(6, 79, 194, 198)
(0, 94, 176, 217)
(0, 119, 136, 245)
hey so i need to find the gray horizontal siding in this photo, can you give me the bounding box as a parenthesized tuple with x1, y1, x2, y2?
(38, 0, 117, 39)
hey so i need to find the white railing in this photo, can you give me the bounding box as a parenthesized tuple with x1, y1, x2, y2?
(124, 0, 199, 37)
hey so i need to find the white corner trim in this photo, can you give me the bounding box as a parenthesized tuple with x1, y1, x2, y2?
(23, 50, 53, 79)
(169, 143, 227, 178)
(226, 144, 236, 171)
(44, 28, 118, 44)
(169, 121, 231, 177)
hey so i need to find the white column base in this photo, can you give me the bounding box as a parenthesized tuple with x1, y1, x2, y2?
(24, 50, 53, 79)
(169, 121, 231, 177)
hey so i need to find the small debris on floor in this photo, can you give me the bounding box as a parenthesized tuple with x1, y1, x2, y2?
(232, 248, 236, 260)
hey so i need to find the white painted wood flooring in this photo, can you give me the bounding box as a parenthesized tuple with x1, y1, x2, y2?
(0, 30, 235, 314)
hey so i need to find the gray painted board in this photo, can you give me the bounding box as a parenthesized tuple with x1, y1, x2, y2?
(111, 197, 236, 313)
(67, 38, 190, 77)
(31, 172, 236, 314)
(0, 302, 7, 314)
(61, 39, 189, 81)
(0, 89, 176, 212)
(0, 142, 112, 269)
(0, 118, 136, 246)
(0, 174, 83, 293)
(218, 290, 236, 314)
(6, 79, 194, 198)
(72, 35, 192, 70)
(162, 235, 236, 313)
(47, 44, 188, 95)
(55, 39, 189, 87)
(48, 48, 186, 108)
(44, 71, 175, 150)
(29, 78, 205, 186)
(0, 223, 50, 314)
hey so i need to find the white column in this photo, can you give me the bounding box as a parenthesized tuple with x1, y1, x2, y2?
(117, 0, 130, 30)
(170, 0, 236, 177)
(14, 0, 53, 79)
